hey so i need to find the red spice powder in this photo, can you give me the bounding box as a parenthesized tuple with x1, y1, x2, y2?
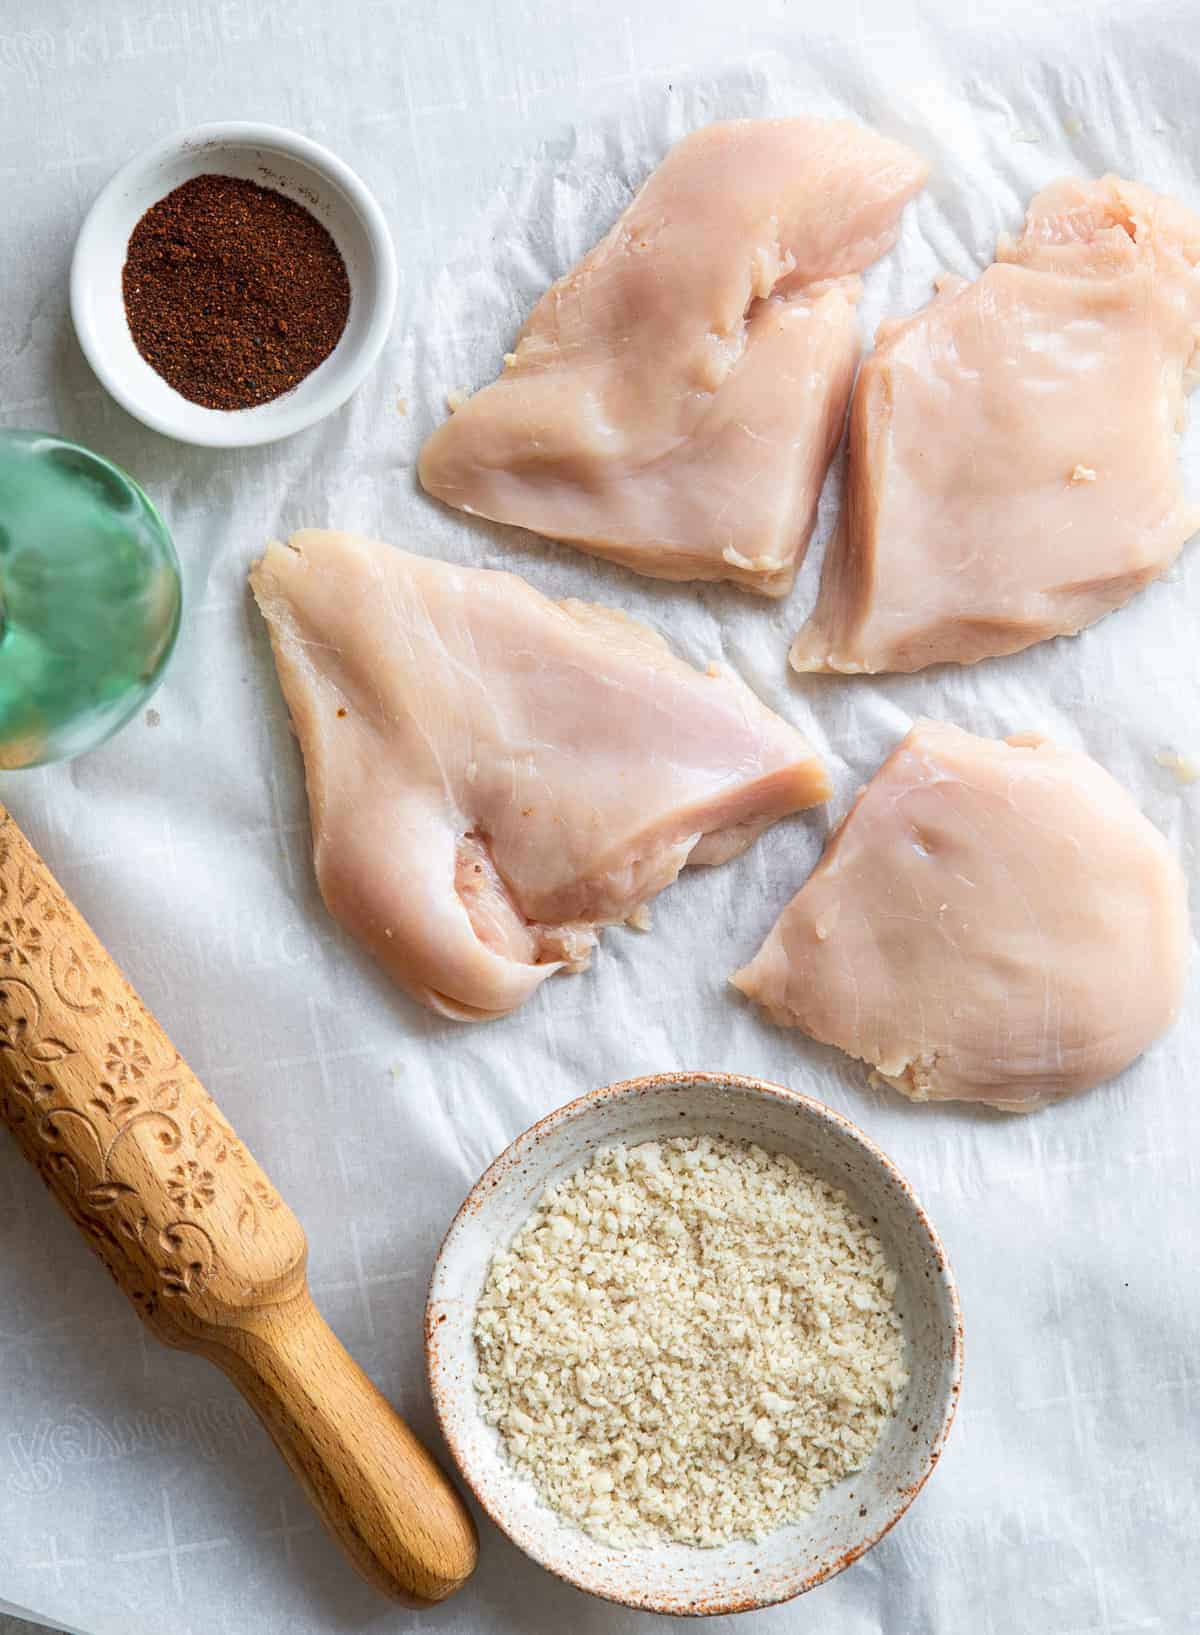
(122, 173, 351, 411)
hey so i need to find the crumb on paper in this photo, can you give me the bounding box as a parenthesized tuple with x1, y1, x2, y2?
(626, 903, 652, 932)
(447, 387, 471, 412)
(1069, 464, 1097, 484)
(503, 352, 518, 368)
(144, 708, 160, 728)
(1155, 749, 1200, 786)
(1011, 128, 1040, 144)
(396, 394, 407, 416)
(1064, 116, 1083, 135)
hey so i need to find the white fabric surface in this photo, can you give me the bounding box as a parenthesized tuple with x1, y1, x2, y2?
(0, 2, 1197, 1632)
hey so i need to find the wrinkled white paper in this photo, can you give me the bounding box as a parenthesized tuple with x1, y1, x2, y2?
(0, 1, 1196, 1631)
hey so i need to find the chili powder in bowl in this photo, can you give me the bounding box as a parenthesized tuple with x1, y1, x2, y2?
(71, 124, 397, 448)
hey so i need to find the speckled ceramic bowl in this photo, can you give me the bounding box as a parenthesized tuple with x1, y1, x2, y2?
(425, 1072, 962, 1616)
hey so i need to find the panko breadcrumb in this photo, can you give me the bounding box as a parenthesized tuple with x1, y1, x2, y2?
(474, 1134, 908, 1548)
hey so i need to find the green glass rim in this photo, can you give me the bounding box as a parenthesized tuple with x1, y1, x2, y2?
(0, 428, 183, 768)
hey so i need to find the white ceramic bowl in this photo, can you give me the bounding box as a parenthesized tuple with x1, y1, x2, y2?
(426, 1072, 962, 1617)
(70, 123, 397, 447)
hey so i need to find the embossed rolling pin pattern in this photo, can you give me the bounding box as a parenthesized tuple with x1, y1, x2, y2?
(0, 805, 478, 1606)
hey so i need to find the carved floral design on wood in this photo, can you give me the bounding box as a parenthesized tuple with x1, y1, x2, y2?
(0, 915, 43, 965)
(166, 1160, 217, 1211)
(0, 815, 285, 1323)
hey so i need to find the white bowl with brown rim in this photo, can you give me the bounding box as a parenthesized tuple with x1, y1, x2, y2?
(70, 122, 397, 447)
(425, 1071, 962, 1616)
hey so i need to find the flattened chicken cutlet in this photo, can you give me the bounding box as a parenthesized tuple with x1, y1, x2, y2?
(734, 720, 1188, 1110)
(251, 530, 829, 1021)
(793, 174, 1200, 673)
(420, 117, 927, 595)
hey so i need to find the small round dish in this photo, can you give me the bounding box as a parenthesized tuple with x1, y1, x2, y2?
(426, 1072, 962, 1617)
(70, 123, 397, 448)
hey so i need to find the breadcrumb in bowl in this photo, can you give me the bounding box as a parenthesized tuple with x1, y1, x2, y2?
(425, 1072, 962, 1616)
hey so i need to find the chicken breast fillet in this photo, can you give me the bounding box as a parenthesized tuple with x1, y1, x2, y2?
(251, 531, 830, 1022)
(733, 720, 1188, 1110)
(792, 174, 1200, 673)
(419, 118, 928, 596)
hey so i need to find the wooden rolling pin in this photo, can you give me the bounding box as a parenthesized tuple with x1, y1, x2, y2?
(0, 805, 477, 1606)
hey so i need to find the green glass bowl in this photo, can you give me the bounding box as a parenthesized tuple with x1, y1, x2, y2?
(0, 431, 182, 768)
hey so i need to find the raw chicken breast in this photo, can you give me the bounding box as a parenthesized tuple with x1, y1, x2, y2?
(792, 175, 1200, 673)
(733, 720, 1188, 1110)
(251, 531, 829, 1021)
(419, 119, 927, 595)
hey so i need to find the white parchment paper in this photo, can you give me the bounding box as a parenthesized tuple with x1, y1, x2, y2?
(0, 2, 1197, 1631)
